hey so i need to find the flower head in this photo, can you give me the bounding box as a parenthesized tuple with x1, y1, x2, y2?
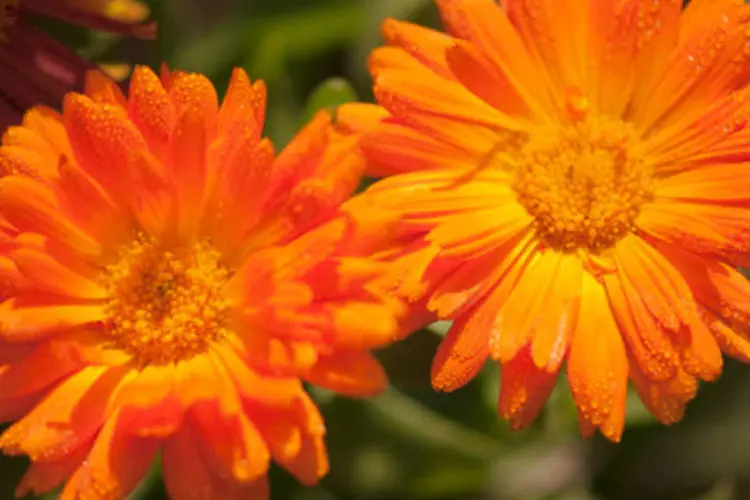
(0, 0, 154, 129)
(0, 66, 400, 498)
(343, 0, 750, 441)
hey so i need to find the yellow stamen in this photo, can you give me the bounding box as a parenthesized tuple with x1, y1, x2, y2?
(103, 0, 149, 23)
(65, 0, 150, 23)
(101, 234, 231, 365)
(513, 116, 653, 253)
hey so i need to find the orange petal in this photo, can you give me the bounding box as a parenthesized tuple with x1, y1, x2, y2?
(629, 358, 698, 425)
(0, 256, 24, 303)
(388, 243, 443, 302)
(374, 67, 526, 132)
(503, 0, 584, 98)
(359, 121, 479, 177)
(218, 68, 266, 138)
(166, 72, 219, 138)
(603, 272, 679, 381)
(330, 301, 399, 350)
(335, 103, 389, 137)
(671, 317, 723, 382)
(207, 79, 272, 244)
(1, 126, 58, 166)
(173, 352, 222, 409)
(498, 345, 559, 430)
(267, 111, 332, 208)
(446, 40, 530, 117)
(60, 414, 159, 500)
(190, 400, 271, 484)
(436, 0, 555, 117)
(705, 310, 750, 363)
(15, 437, 91, 498)
(370, 45, 430, 76)
(206, 135, 274, 256)
(162, 425, 270, 500)
(381, 18, 454, 78)
(643, 85, 750, 170)
(432, 236, 536, 389)
(504, 0, 612, 99)
(13, 231, 100, 280)
(427, 203, 532, 259)
(654, 163, 750, 203)
(614, 234, 697, 331)
(0, 341, 82, 403)
(566, 272, 628, 442)
(428, 238, 523, 318)
(262, 114, 358, 240)
(305, 130, 363, 203)
(272, 212, 349, 276)
(250, 407, 302, 464)
(0, 303, 106, 342)
(63, 93, 167, 213)
(19, 106, 72, 159)
(84, 70, 128, 108)
(365, 169, 513, 221)
(266, 394, 328, 486)
(491, 250, 563, 363)
(629, 0, 683, 108)
(0, 391, 42, 423)
(54, 155, 132, 249)
(190, 351, 272, 483)
(166, 105, 212, 242)
(213, 342, 303, 408)
(0, 366, 122, 462)
(431, 309, 491, 392)
(305, 350, 387, 397)
(11, 247, 107, 299)
(0, 337, 34, 365)
(529, 253, 582, 372)
(128, 65, 175, 159)
(637, 201, 750, 263)
(110, 364, 184, 438)
(585, 0, 641, 117)
(671, 249, 750, 336)
(0, 176, 102, 257)
(57, 328, 131, 367)
(0, 145, 50, 179)
(632, 1, 750, 131)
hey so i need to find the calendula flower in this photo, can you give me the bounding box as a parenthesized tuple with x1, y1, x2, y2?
(0, 0, 154, 129)
(0, 66, 400, 499)
(341, 0, 750, 442)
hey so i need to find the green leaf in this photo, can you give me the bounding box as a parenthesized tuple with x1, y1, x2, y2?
(349, 0, 434, 91)
(377, 328, 441, 388)
(0, 453, 28, 500)
(624, 388, 657, 427)
(592, 360, 750, 500)
(367, 388, 503, 461)
(426, 320, 453, 338)
(302, 77, 358, 122)
(241, 2, 365, 82)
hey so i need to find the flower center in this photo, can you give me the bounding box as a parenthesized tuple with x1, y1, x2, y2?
(101, 235, 231, 365)
(513, 116, 653, 253)
(0, 0, 18, 42)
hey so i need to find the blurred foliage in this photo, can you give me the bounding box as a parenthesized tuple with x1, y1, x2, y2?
(4, 0, 750, 499)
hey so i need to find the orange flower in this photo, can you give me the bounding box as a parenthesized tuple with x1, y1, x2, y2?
(0, 0, 154, 129)
(341, 0, 750, 442)
(0, 66, 400, 499)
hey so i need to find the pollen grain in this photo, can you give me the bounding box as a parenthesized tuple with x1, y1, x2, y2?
(513, 116, 653, 253)
(101, 235, 231, 365)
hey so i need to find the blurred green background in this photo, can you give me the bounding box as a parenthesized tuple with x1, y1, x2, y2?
(4, 0, 750, 499)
